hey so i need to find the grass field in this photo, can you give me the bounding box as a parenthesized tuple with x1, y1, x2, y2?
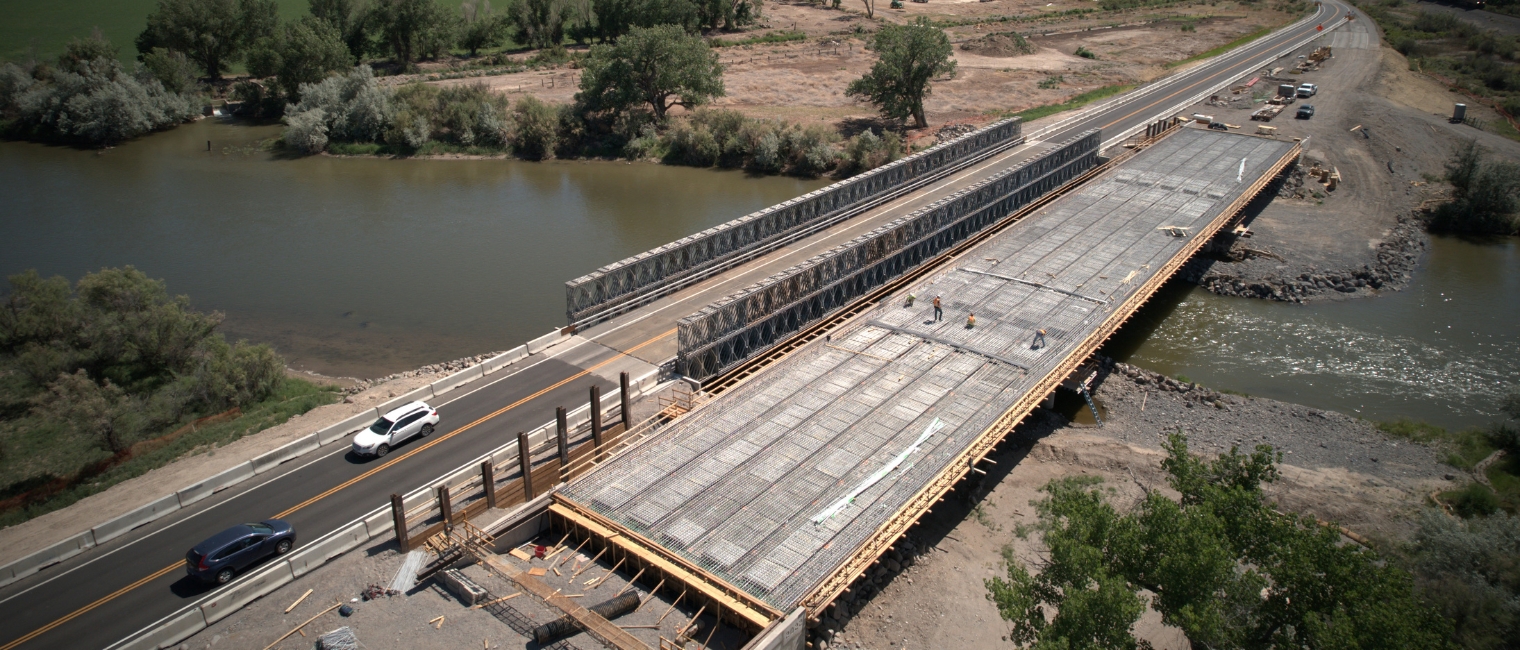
(0, 0, 470, 64)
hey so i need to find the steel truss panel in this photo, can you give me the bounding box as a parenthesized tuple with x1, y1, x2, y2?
(564, 119, 1024, 323)
(675, 130, 1102, 380)
(559, 128, 1298, 615)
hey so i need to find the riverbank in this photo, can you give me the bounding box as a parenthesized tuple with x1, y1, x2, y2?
(819, 360, 1456, 649)
(1175, 16, 1520, 303)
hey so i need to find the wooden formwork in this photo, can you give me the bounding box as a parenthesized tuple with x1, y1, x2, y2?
(794, 131, 1302, 616)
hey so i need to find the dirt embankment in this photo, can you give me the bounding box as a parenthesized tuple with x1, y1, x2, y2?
(811, 360, 1455, 650)
(1178, 17, 1520, 302)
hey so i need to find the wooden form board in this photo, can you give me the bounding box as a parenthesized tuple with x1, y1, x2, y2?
(476, 552, 651, 650)
(549, 501, 779, 631)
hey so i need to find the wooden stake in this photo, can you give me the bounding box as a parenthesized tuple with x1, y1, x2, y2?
(558, 537, 590, 566)
(573, 547, 608, 577)
(591, 558, 626, 588)
(638, 578, 666, 609)
(261, 602, 342, 650)
(468, 593, 521, 609)
(284, 588, 313, 614)
(614, 568, 646, 596)
(657, 591, 686, 624)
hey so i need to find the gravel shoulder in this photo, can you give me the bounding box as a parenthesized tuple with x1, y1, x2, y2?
(1178, 16, 1520, 302)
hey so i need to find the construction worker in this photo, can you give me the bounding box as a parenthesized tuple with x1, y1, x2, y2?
(1032, 328, 1047, 349)
(932, 296, 942, 322)
(967, 313, 976, 329)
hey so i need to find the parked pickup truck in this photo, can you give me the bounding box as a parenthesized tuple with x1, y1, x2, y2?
(1296, 104, 1316, 119)
(1297, 83, 1319, 98)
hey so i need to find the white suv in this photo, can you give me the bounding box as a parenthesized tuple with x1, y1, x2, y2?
(352, 401, 439, 458)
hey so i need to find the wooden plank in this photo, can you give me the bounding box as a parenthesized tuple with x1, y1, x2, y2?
(532, 460, 561, 496)
(475, 552, 651, 650)
(549, 501, 777, 631)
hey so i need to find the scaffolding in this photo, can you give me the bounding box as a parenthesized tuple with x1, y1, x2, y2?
(675, 130, 1102, 381)
(557, 127, 1299, 622)
(564, 119, 1024, 325)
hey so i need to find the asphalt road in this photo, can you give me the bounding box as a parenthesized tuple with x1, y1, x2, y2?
(0, 3, 1349, 647)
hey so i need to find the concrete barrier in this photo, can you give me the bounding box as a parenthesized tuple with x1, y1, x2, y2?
(1, 530, 97, 587)
(115, 608, 208, 650)
(288, 522, 369, 577)
(482, 346, 527, 374)
(199, 560, 295, 624)
(176, 461, 255, 508)
(318, 410, 380, 445)
(376, 384, 436, 415)
(363, 508, 393, 539)
(250, 434, 320, 475)
(525, 329, 565, 355)
(430, 365, 484, 397)
(93, 494, 182, 544)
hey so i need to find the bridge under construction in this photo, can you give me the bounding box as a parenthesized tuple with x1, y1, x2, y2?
(543, 126, 1301, 636)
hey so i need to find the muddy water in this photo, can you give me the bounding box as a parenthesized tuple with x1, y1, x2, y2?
(1106, 236, 1520, 431)
(0, 118, 825, 377)
(3, 120, 1516, 430)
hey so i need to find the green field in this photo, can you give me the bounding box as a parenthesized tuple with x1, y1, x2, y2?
(0, 0, 468, 64)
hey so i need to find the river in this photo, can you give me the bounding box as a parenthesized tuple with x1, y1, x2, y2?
(2, 119, 1516, 431)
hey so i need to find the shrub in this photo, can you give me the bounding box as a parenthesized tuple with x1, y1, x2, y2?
(284, 65, 395, 150)
(1406, 511, 1520, 650)
(1075, 45, 1097, 59)
(843, 128, 902, 174)
(513, 95, 559, 159)
(751, 131, 782, 172)
(1449, 483, 1502, 518)
(1428, 140, 1520, 235)
(665, 122, 721, 166)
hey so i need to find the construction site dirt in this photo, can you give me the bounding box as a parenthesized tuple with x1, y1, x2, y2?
(1176, 14, 1520, 302)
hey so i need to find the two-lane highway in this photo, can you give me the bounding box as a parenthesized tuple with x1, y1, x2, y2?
(0, 2, 1349, 646)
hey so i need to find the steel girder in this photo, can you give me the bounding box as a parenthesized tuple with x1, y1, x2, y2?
(564, 119, 1024, 323)
(676, 130, 1102, 380)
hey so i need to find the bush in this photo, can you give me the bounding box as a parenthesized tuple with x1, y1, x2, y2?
(513, 95, 559, 159)
(283, 65, 395, 151)
(1428, 140, 1520, 235)
(665, 122, 721, 166)
(2, 43, 199, 146)
(1406, 511, 1520, 650)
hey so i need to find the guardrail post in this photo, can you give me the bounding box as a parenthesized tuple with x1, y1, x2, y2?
(590, 386, 604, 458)
(620, 372, 632, 428)
(482, 461, 497, 510)
(556, 407, 570, 479)
(518, 432, 534, 499)
(391, 494, 409, 550)
(437, 485, 453, 527)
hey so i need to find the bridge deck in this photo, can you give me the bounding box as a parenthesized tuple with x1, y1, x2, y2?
(558, 128, 1298, 617)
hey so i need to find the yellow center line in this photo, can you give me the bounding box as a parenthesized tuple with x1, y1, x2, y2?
(2, 328, 674, 650)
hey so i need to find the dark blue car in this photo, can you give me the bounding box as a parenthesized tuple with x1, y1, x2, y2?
(185, 520, 296, 584)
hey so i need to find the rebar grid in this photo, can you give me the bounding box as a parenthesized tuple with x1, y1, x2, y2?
(675, 130, 1102, 380)
(560, 129, 1297, 612)
(564, 120, 1023, 323)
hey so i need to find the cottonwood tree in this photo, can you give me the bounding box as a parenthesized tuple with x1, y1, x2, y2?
(32, 371, 141, 453)
(846, 18, 954, 129)
(459, 0, 509, 56)
(247, 17, 354, 101)
(310, 0, 373, 60)
(137, 0, 279, 80)
(860, 0, 874, 19)
(987, 434, 1455, 650)
(510, 0, 567, 50)
(368, 0, 457, 67)
(576, 24, 724, 120)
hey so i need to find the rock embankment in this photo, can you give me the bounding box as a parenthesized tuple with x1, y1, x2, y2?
(342, 352, 506, 395)
(1183, 211, 1427, 302)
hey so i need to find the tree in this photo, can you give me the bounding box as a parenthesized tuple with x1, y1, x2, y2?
(283, 65, 395, 151)
(987, 433, 1456, 650)
(1405, 511, 1520, 650)
(1431, 140, 1520, 235)
(32, 370, 141, 453)
(846, 18, 955, 129)
(137, 0, 279, 80)
(310, 0, 373, 60)
(511, 0, 567, 50)
(6, 51, 198, 145)
(459, 0, 509, 56)
(576, 24, 724, 121)
(368, 0, 457, 67)
(247, 17, 354, 101)
(141, 47, 201, 94)
(588, 0, 708, 42)
(59, 31, 119, 73)
(859, 0, 874, 19)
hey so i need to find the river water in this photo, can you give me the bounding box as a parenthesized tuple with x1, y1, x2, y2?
(2, 119, 1516, 430)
